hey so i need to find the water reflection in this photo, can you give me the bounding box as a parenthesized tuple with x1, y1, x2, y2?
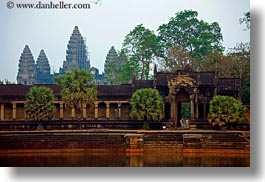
(0, 152, 249, 167)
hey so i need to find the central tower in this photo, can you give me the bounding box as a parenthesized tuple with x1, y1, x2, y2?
(60, 26, 90, 73)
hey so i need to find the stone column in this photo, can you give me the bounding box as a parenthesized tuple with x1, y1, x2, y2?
(22, 102, 27, 121)
(170, 96, 176, 119)
(162, 104, 165, 119)
(195, 96, 199, 119)
(190, 95, 195, 119)
(203, 102, 207, 120)
(12, 102, 16, 120)
(193, 88, 199, 119)
(175, 102, 179, 128)
(59, 102, 64, 119)
(94, 103, 98, 119)
(71, 107, 76, 119)
(106, 102, 110, 119)
(0, 104, 4, 121)
(83, 104, 87, 119)
(118, 103, 121, 119)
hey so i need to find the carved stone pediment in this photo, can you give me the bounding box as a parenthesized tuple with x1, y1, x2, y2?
(168, 75, 197, 96)
(168, 75, 196, 88)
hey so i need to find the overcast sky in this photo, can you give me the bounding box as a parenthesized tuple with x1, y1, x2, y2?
(0, 0, 249, 82)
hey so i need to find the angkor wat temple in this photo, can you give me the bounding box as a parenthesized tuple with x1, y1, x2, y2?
(6, 26, 241, 127)
(16, 26, 125, 86)
(1, 64, 241, 127)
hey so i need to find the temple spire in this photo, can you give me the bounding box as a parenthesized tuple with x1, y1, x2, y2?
(60, 26, 90, 74)
(104, 46, 118, 74)
(104, 46, 127, 85)
(35, 50, 52, 84)
(17, 45, 36, 85)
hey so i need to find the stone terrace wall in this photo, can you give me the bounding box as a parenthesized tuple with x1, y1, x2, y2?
(0, 130, 250, 154)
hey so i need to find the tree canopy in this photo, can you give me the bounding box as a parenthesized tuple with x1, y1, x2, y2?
(239, 11, 250, 31)
(159, 45, 196, 72)
(122, 24, 159, 80)
(25, 86, 56, 121)
(157, 10, 224, 63)
(54, 69, 97, 115)
(129, 88, 163, 122)
(109, 9, 250, 105)
(208, 96, 247, 128)
(105, 49, 135, 84)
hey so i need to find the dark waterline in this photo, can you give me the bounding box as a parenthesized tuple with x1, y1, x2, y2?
(0, 152, 250, 167)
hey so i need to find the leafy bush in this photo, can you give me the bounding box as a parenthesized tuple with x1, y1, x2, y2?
(208, 96, 247, 128)
(130, 88, 163, 122)
(25, 86, 56, 121)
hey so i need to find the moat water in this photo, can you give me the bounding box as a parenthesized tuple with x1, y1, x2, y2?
(0, 152, 250, 167)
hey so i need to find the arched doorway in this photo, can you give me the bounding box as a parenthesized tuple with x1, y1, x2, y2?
(175, 87, 191, 127)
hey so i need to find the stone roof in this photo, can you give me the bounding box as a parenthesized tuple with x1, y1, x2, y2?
(196, 72, 215, 86)
(0, 84, 61, 96)
(97, 85, 132, 97)
(0, 84, 133, 102)
(134, 80, 153, 89)
(0, 84, 62, 102)
(218, 78, 241, 94)
(156, 72, 175, 86)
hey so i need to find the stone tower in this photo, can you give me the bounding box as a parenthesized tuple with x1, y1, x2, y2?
(104, 46, 118, 75)
(35, 50, 52, 84)
(104, 46, 127, 84)
(17, 45, 36, 85)
(60, 26, 90, 74)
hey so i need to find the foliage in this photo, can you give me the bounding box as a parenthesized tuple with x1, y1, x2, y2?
(199, 42, 250, 105)
(119, 56, 141, 83)
(159, 46, 197, 72)
(123, 24, 159, 80)
(105, 61, 118, 84)
(208, 96, 247, 128)
(227, 43, 250, 105)
(25, 86, 56, 121)
(157, 10, 224, 69)
(130, 88, 163, 122)
(239, 11, 250, 31)
(0, 79, 15, 85)
(181, 102, 190, 119)
(105, 49, 136, 84)
(54, 69, 97, 114)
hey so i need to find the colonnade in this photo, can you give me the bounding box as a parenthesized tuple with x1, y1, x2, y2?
(0, 100, 129, 121)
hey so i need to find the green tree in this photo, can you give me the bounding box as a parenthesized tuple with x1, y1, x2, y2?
(130, 88, 163, 122)
(227, 43, 250, 105)
(239, 11, 250, 31)
(200, 42, 250, 106)
(105, 49, 136, 84)
(159, 45, 197, 72)
(157, 10, 224, 69)
(208, 96, 247, 129)
(25, 86, 56, 121)
(54, 69, 97, 119)
(123, 24, 159, 80)
(0, 79, 15, 85)
(105, 61, 118, 84)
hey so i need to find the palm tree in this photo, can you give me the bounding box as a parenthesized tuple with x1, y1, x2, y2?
(54, 69, 97, 119)
(208, 95, 247, 129)
(130, 88, 163, 124)
(25, 86, 56, 121)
